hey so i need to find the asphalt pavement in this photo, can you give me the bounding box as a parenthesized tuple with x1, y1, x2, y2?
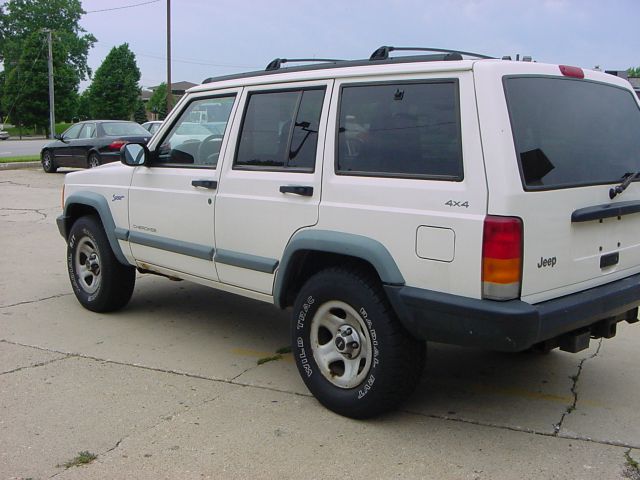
(1, 168, 639, 479)
(0, 138, 49, 157)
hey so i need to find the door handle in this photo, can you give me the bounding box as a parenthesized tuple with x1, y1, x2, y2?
(279, 185, 313, 196)
(191, 179, 217, 189)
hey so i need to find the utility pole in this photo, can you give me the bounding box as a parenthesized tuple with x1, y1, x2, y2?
(44, 29, 56, 139)
(166, 0, 172, 113)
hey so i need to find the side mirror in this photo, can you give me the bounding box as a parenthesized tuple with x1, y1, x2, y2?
(121, 143, 149, 167)
(54, 134, 63, 140)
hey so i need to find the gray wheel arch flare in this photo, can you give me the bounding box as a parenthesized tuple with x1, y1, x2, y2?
(59, 191, 130, 266)
(273, 230, 405, 308)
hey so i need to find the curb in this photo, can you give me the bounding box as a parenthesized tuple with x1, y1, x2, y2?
(0, 161, 41, 170)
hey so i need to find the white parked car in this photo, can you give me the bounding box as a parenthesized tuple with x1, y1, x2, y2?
(0, 129, 9, 140)
(57, 47, 640, 418)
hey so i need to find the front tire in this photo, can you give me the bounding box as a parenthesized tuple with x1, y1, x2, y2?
(292, 266, 425, 418)
(42, 150, 57, 173)
(67, 216, 135, 312)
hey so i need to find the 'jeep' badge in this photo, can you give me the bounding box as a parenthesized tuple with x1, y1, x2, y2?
(537, 256, 557, 268)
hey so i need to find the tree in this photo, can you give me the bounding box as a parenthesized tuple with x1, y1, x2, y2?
(0, 0, 94, 78)
(133, 98, 148, 124)
(0, 0, 95, 130)
(3, 31, 77, 131)
(86, 44, 141, 120)
(628, 66, 640, 77)
(147, 82, 168, 120)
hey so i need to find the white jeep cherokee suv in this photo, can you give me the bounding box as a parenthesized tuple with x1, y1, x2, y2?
(57, 47, 640, 418)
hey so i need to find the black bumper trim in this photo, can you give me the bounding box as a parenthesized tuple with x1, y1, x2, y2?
(56, 214, 69, 239)
(385, 273, 640, 352)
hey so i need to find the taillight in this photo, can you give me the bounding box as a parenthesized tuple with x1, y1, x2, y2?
(559, 65, 584, 79)
(482, 216, 523, 301)
(108, 140, 127, 151)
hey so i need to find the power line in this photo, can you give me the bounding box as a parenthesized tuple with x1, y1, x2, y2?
(84, 0, 160, 14)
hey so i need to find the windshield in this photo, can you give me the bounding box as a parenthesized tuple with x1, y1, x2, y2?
(102, 122, 149, 136)
(504, 77, 640, 190)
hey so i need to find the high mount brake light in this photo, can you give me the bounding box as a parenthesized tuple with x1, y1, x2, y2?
(482, 216, 523, 301)
(559, 65, 584, 79)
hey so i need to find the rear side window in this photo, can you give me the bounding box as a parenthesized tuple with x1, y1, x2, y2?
(505, 77, 640, 190)
(337, 81, 463, 179)
(235, 88, 325, 171)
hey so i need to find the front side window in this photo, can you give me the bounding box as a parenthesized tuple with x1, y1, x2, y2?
(78, 123, 95, 139)
(337, 81, 463, 179)
(63, 123, 83, 140)
(505, 77, 640, 190)
(156, 95, 236, 168)
(235, 88, 325, 171)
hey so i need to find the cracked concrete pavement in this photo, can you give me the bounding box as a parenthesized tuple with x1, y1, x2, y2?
(1, 168, 639, 479)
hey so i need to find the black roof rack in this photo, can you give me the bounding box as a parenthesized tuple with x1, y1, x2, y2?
(370, 46, 494, 61)
(202, 46, 492, 84)
(265, 58, 345, 71)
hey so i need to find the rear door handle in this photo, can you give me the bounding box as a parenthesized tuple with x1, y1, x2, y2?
(191, 179, 217, 189)
(279, 185, 313, 196)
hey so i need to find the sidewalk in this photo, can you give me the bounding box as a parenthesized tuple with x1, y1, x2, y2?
(0, 161, 41, 170)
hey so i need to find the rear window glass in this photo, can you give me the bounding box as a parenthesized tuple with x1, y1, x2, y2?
(337, 81, 463, 179)
(505, 77, 640, 190)
(102, 122, 149, 136)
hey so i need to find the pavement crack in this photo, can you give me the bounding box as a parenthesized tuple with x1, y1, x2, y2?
(0, 180, 33, 187)
(0, 339, 313, 400)
(0, 351, 72, 376)
(553, 339, 603, 435)
(0, 292, 73, 309)
(405, 408, 639, 449)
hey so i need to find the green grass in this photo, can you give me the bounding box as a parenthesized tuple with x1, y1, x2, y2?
(58, 451, 97, 468)
(3, 122, 71, 137)
(0, 155, 40, 163)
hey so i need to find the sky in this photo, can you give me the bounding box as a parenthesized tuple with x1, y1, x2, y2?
(77, 0, 639, 90)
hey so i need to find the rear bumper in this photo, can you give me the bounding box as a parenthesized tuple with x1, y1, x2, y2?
(385, 273, 640, 351)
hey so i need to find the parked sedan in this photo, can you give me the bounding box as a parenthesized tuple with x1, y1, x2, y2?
(141, 120, 163, 135)
(0, 129, 9, 140)
(40, 120, 151, 173)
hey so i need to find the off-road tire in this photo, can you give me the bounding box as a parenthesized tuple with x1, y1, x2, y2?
(67, 215, 135, 312)
(292, 266, 425, 418)
(42, 150, 57, 173)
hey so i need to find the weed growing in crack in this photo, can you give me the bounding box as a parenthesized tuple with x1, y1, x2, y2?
(624, 450, 640, 480)
(58, 451, 97, 468)
(257, 354, 282, 365)
(276, 346, 292, 354)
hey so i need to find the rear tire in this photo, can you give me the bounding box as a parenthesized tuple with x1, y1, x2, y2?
(292, 266, 425, 418)
(42, 150, 57, 173)
(67, 216, 135, 312)
(87, 153, 101, 168)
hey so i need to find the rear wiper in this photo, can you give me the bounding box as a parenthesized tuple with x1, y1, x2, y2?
(609, 171, 640, 199)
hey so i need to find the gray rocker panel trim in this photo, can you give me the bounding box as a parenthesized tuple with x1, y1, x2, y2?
(63, 191, 129, 265)
(215, 249, 279, 274)
(128, 231, 215, 261)
(274, 230, 405, 308)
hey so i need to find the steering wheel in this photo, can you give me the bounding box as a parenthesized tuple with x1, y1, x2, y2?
(197, 134, 223, 166)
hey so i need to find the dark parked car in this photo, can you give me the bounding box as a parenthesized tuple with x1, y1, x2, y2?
(40, 120, 151, 173)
